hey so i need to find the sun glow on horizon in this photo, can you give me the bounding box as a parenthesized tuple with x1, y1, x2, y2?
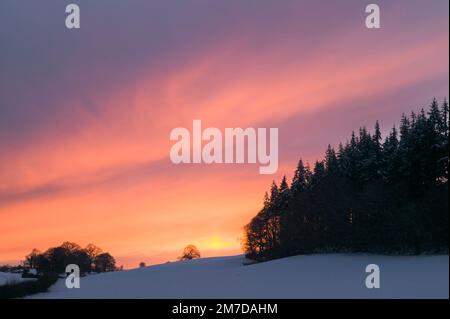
(0, 0, 448, 266)
(199, 236, 236, 251)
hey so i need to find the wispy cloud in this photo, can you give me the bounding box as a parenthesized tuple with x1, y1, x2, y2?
(0, 0, 448, 265)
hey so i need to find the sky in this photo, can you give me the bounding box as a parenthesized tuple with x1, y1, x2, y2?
(0, 0, 448, 268)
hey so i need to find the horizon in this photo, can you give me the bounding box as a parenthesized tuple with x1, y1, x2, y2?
(0, 0, 449, 267)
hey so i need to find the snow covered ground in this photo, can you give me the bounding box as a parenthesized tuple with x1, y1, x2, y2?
(30, 254, 448, 299)
(0, 272, 36, 286)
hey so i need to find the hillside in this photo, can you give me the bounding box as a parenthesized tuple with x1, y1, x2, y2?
(30, 254, 449, 299)
(0, 272, 36, 286)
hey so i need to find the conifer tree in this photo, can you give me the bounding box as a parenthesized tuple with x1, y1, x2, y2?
(291, 159, 308, 194)
(244, 98, 449, 261)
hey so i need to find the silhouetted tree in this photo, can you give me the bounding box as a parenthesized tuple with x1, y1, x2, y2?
(24, 249, 41, 269)
(84, 243, 102, 270)
(25, 242, 115, 274)
(94, 253, 116, 272)
(291, 159, 309, 195)
(244, 98, 449, 260)
(179, 245, 201, 260)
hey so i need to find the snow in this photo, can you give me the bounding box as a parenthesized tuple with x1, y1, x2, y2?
(30, 254, 448, 299)
(28, 268, 38, 275)
(0, 272, 36, 286)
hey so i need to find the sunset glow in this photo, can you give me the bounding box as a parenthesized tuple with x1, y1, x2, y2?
(0, 0, 448, 268)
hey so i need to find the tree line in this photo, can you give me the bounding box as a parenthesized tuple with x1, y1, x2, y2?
(243, 98, 449, 261)
(24, 242, 117, 275)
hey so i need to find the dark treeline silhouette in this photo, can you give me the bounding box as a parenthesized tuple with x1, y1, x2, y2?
(24, 242, 116, 275)
(0, 272, 58, 299)
(244, 98, 449, 261)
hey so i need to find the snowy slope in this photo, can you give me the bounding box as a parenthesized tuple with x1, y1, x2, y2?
(0, 272, 36, 286)
(30, 254, 448, 299)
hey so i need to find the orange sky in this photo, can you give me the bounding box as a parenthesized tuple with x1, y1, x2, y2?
(0, 0, 448, 267)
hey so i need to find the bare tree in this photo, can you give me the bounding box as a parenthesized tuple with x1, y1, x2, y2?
(84, 243, 102, 270)
(24, 248, 41, 269)
(179, 244, 201, 261)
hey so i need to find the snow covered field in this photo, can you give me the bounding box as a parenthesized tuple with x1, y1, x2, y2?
(0, 272, 36, 286)
(30, 254, 448, 299)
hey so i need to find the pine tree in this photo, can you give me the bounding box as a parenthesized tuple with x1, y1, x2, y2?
(291, 159, 308, 194)
(269, 181, 279, 210)
(373, 121, 383, 176)
(278, 176, 291, 213)
(325, 145, 338, 173)
(311, 160, 325, 185)
(441, 99, 449, 180)
(382, 126, 399, 182)
(442, 99, 449, 138)
(374, 121, 382, 149)
(244, 98, 449, 260)
(428, 98, 441, 131)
